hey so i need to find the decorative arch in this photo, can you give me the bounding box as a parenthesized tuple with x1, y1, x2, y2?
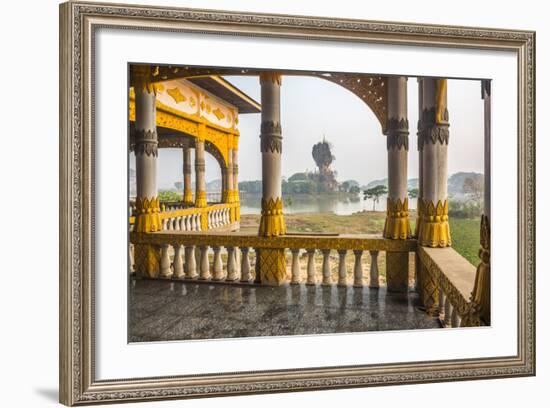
(142, 65, 389, 133)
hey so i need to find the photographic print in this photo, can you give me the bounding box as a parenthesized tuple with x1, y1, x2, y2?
(60, 2, 534, 404)
(128, 65, 491, 342)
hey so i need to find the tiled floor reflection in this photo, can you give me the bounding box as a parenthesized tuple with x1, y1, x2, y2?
(129, 279, 441, 342)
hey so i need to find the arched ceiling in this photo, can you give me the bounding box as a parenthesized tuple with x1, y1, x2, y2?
(142, 65, 389, 133)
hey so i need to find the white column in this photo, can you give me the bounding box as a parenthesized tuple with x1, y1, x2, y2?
(132, 65, 161, 233)
(384, 76, 411, 240)
(418, 78, 451, 247)
(240, 247, 251, 282)
(258, 72, 285, 237)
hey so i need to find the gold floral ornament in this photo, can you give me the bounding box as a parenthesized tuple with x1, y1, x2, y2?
(195, 190, 207, 208)
(259, 197, 286, 237)
(166, 87, 187, 104)
(383, 197, 412, 239)
(134, 196, 162, 233)
(417, 199, 452, 247)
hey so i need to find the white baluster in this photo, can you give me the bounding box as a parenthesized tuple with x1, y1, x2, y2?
(369, 250, 380, 288)
(160, 244, 173, 278)
(438, 287, 445, 318)
(196, 214, 202, 231)
(444, 297, 452, 327)
(321, 249, 332, 286)
(184, 215, 191, 231)
(240, 247, 251, 282)
(212, 246, 223, 280)
(337, 250, 347, 286)
(162, 218, 168, 231)
(129, 243, 135, 273)
(173, 244, 184, 278)
(167, 218, 173, 231)
(306, 249, 316, 285)
(199, 246, 210, 279)
(451, 304, 460, 327)
(184, 245, 197, 279)
(177, 217, 182, 231)
(290, 249, 302, 284)
(353, 250, 363, 287)
(226, 246, 238, 281)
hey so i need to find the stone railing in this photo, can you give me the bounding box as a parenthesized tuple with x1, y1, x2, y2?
(129, 202, 238, 232)
(129, 231, 417, 287)
(416, 246, 478, 327)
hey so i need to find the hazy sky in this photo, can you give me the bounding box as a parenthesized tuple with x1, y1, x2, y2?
(139, 75, 485, 189)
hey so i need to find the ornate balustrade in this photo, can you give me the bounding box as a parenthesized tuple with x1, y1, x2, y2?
(129, 230, 484, 326)
(129, 231, 417, 287)
(129, 202, 238, 232)
(416, 246, 478, 327)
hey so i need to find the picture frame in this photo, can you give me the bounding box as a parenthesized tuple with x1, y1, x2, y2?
(59, 1, 535, 405)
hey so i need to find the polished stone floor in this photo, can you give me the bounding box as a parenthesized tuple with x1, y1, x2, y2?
(129, 279, 441, 342)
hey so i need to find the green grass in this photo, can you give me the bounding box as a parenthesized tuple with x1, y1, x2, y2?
(240, 211, 481, 266)
(448, 217, 480, 266)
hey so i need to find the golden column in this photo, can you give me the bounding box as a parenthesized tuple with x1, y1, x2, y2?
(182, 143, 193, 205)
(131, 65, 161, 277)
(257, 72, 286, 286)
(417, 78, 452, 248)
(384, 76, 412, 293)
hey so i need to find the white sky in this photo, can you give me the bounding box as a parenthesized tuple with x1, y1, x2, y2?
(139, 75, 485, 189)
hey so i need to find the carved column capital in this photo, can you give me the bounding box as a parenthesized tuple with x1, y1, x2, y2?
(131, 65, 157, 94)
(386, 117, 409, 150)
(133, 129, 158, 157)
(417, 107, 450, 150)
(259, 72, 282, 86)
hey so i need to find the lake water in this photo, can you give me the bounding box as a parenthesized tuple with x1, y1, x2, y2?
(239, 193, 418, 215)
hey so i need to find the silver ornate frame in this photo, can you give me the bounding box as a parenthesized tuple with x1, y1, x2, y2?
(59, 1, 536, 405)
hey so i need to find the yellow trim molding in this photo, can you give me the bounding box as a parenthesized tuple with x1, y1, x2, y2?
(417, 199, 452, 247)
(383, 197, 412, 239)
(195, 190, 207, 208)
(134, 196, 162, 233)
(258, 197, 286, 237)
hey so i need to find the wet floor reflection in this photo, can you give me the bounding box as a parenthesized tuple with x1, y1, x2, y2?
(128, 279, 441, 342)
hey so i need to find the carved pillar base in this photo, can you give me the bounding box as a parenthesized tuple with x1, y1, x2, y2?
(386, 252, 409, 293)
(384, 198, 412, 239)
(183, 189, 193, 205)
(195, 190, 207, 208)
(417, 199, 451, 247)
(258, 248, 287, 285)
(462, 214, 491, 326)
(258, 197, 286, 237)
(134, 196, 162, 233)
(133, 244, 160, 278)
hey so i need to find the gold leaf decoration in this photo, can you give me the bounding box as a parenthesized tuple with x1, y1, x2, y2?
(167, 87, 187, 104)
(212, 108, 225, 120)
